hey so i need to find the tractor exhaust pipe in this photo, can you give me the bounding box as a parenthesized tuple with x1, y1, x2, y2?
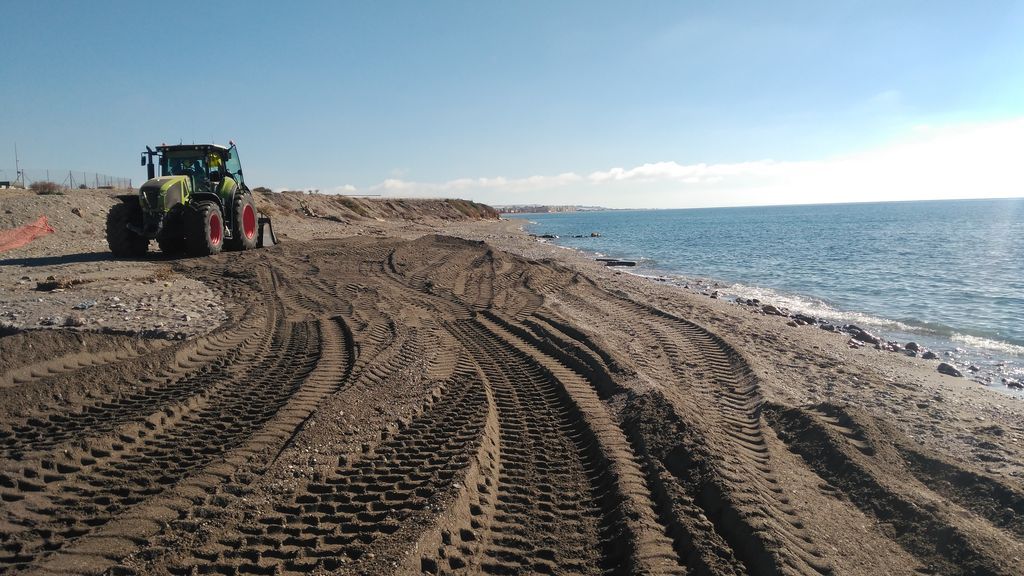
(142, 146, 157, 180)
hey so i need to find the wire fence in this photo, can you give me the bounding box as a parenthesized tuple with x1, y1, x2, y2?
(0, 168, 133, 190)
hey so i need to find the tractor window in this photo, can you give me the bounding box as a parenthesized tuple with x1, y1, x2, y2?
(160, 153, 206, 178)
(226, 146, 244, 186)
(159, 152, 212, 192)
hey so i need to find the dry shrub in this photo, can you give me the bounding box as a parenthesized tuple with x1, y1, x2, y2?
(30, 181, 64, 195)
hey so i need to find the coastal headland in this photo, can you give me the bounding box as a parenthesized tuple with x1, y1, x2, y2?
(1, 188, 1022, 575)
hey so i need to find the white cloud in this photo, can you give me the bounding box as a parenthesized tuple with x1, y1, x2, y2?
(365, 172, 583, 196)
(586, 159, 806, 184)
(317, 117, 1024, 208)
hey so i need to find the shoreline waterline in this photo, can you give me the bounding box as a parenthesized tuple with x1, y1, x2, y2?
(516, 203, 1024, 395)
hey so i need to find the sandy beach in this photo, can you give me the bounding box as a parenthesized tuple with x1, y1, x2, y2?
(1, 189, 1022, 575)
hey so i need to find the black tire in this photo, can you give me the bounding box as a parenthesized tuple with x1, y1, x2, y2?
(157, 209, 187, 256)
(226, 192, 258, 251)
(186, 202, 225, 257)
(106, 201, 148, 258)
(156, 236, 187, 256)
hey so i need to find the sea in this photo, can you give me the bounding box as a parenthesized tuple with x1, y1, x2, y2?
(520, 198, 1024, 395)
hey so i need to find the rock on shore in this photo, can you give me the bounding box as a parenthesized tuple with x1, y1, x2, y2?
(938, 362, 964, 377)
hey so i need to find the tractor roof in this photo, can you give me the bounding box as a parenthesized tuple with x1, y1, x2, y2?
(157, 144, 231, 154)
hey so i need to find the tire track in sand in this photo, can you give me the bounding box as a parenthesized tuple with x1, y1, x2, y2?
(166, 361, 487, 575)
(498, 312, 750, 575)
(443, 319, 607, 574)
(640, 307, 831, 576)
(555, 292, 831, 575)
(0, 264, 284, 460)
(0, 315, 321, 573)
(898, 448, 1024, 540)
(0, 310, 267, 459)
(0, 341, 170, 390)
(437, 316, 682, 575)
(765, 403, 1017, 576)
(29, 312, 358, 575)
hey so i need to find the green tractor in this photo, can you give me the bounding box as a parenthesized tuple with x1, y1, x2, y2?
(106, 142, 276, 257)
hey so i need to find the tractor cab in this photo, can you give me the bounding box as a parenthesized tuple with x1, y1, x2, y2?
(145, 143, 246, 197)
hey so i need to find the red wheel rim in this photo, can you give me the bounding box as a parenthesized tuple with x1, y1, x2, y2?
(209, 212, 222, 245)
(242, 204, 256, 239)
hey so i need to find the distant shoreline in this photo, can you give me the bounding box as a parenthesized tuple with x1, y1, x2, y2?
(497, 195, 1024, 214)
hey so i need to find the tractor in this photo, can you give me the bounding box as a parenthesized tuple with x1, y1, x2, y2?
(106, 142, 275, 257)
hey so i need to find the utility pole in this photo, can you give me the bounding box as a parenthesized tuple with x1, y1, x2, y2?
(14, 143, 23, 187)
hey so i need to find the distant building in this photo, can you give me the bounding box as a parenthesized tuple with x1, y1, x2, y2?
(495, 204, 607, 214)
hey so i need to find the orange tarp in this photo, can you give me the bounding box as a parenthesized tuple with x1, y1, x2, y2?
(0, 216, 55, 253)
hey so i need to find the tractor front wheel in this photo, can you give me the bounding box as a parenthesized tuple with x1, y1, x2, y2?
(157, 210, 187, 256)
(227, 193, 258, 251)
(106, 201, 149, 258)
(186, 202, 224, 257)
(157, 236, 187, 256)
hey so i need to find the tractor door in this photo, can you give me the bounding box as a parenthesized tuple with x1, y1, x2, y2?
(226, 145, 245, 189)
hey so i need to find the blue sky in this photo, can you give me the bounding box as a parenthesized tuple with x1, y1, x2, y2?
(2, 1, 1023, 208)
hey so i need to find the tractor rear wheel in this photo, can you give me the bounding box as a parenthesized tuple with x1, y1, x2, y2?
(186, 202, 224, 257)
(227, 193, 258, 251)
(106, 201, 149, 258)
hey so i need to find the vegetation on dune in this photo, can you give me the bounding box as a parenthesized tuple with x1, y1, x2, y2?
(336, 196, 370, 218)
(446, 198, 499, 219)
(29, 181, 64, 195)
